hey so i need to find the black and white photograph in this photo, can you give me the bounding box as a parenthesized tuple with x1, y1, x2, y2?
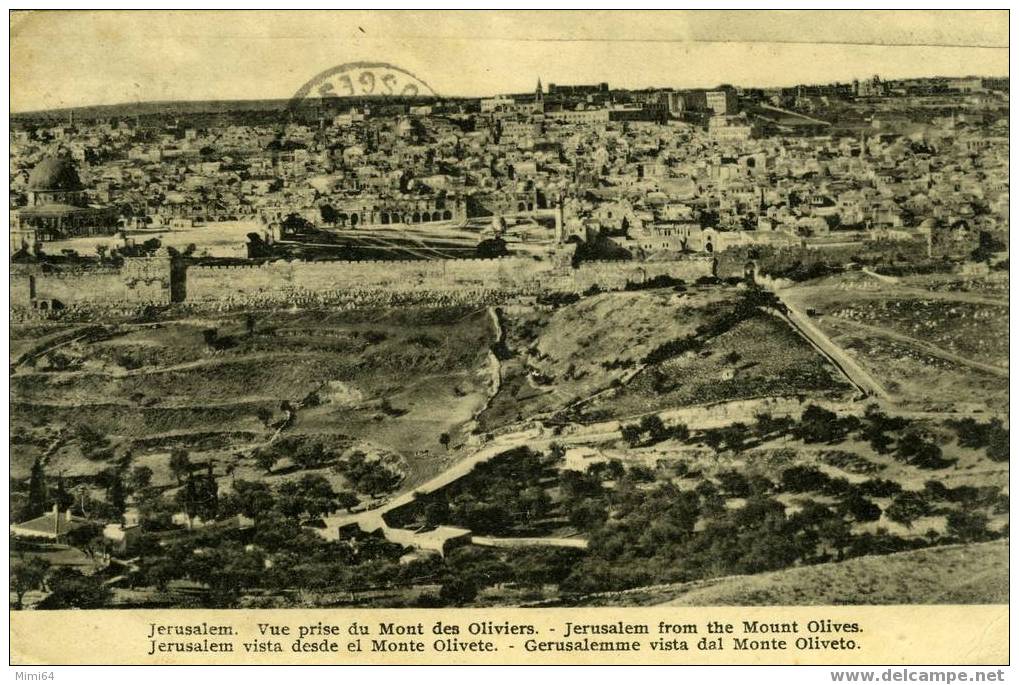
(6, 8, 1010, 667)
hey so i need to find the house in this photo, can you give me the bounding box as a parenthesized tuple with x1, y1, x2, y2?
(10, 505, 87, 542)
(103, 509, 143, 553)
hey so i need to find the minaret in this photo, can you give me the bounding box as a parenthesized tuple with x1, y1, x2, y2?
(535, 78, 543, 102)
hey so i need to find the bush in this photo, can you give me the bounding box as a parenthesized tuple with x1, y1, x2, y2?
(780, 465, 830, 493)
(884, 492, 931, 527)
(841, 494, 882, 522)
(946, 510, 990, 542)
(439, 576, 478, 606)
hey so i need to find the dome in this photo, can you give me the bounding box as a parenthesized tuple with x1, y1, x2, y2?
(28, 155, 82, 192)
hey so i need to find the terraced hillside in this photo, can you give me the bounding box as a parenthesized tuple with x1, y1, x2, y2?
(10, 305, 498, 494)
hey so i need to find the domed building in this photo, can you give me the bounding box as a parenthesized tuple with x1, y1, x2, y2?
(10, 153, 118, 254)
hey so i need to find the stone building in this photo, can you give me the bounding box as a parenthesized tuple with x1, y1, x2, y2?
(10, 153, 118, 254)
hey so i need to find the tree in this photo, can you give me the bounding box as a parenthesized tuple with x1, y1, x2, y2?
(620, 424, 642, 448)
(169, 449, 191, 485)
(26, 457, 48, 520)
(11, 558, 50, 609)
(255, 407, 274, 428)
(568, 498, 608, 531)
(76, 424, 110, 457)
(222, 480, 275, 520)
(130, 465, 153, 491)
(108, 472, 127, 516)
(275, 481, 308, 519)
(175, 474, 201, 525)
(423, 500, 450, 527)
(139, 557, 178, 592)
(885, 492, 930, 528)
(517, 485, 550, 523)
(53, 475, 74, 511)
(639, 414, 668, 443)
(254, 448, 278, 474)
(192, 467, 220, 522)
(292, 440, 328, 470)
(796, 405, 841, 443)
(319, 204, 338, 225)
(439, 575, 478, 606)
(841, 493, 882, 523)
(985, 420, 1009, 462)
(477, 237, 508, 258)
(297, 474, 338, 518)
(65, 521, 106, 562)
(336, 490, 359, 513)
(719, 423, 750, 453)
(717, 469, 751, 498)
(780, 465, 830, 493)
(670, 422, 691, 442)
(897, 431, 953, 469)
(245, 313, 256, 337)
(42, 567, 111, 609)
(970, 230, 1006, 263)
(946, 510, 990, 542)
(755, 412, 792, 438)
(439, 433, 451, 451)
(185, 541, 263, 608)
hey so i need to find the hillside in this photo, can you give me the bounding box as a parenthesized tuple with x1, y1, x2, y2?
(556, 540, 1008, 607)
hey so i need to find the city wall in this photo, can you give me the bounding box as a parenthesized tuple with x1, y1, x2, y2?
(11, 254, 714, 310)
(12, 257, 174, 308)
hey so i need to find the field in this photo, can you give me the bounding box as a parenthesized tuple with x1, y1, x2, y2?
(10, 305, 498, 498)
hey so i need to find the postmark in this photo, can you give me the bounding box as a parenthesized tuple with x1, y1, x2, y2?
(288, 61, 438, 110)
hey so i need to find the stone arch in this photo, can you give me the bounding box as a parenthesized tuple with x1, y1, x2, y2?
(350, 213, 359, 226)
(412, 212, 421, 223)
(705, 241, 714, 253)
(517, 202, 526, 212)
(380, 212, 390, 224)
(442, 210, 452, 221)
(432, 211, 442, 222)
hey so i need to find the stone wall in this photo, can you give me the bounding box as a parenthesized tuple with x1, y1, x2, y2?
(11, 254, 715, 311)
(11, 256, 173, 308)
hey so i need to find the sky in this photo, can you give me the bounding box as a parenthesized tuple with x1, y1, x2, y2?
(9, 10, 1010, 112)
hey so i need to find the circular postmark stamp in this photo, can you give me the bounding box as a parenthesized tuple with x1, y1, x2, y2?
(288, 61, 438, 111)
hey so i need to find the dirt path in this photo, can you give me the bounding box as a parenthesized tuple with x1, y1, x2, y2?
(12, 350, 325, 380)
(769, 303, 891, 401)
